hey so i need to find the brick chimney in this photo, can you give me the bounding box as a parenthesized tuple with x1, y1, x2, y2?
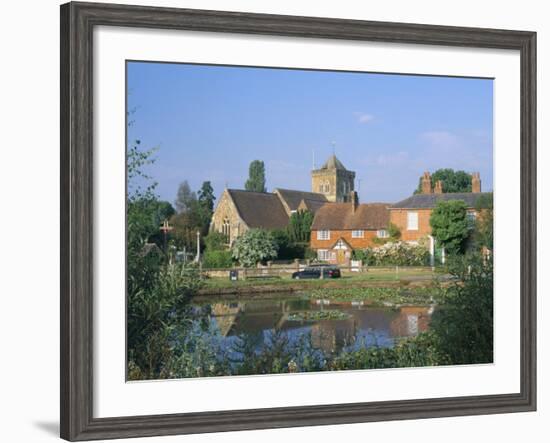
(434, 180, 443, 194)
(472, 172, 481, 193)
(350, 190, 359, 213)
(421, 171, 432, 194)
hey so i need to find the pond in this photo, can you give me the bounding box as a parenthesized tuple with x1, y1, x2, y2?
(193, 293, 434, 356)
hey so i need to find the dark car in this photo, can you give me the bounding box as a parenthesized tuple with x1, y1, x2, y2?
(291, 265, 341, 279)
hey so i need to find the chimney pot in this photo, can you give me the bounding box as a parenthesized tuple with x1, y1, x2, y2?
(421, 171, 432, 194)
(472, 172, 481, 193)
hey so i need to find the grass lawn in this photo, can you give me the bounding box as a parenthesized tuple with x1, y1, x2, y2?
(200, 268, 444, 294)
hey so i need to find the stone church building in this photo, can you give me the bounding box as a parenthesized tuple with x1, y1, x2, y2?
(210, 154, 355, 245)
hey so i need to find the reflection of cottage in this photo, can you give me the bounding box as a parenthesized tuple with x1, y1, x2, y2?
(309, 193, 390, 265)
(389, 172, 490, 243)
(389, 306, 431, 338)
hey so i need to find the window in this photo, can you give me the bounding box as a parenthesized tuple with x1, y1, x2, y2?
(352, 230, 364, 238)
(317, 230, 330, 240)
(317, 249, 330, 261)
(221, 218, 231, 241)
(467, 211, 477, 222)
(407, 212, 419, 230)
(377, 229, 389, 238)
(319, 180, 331, 194)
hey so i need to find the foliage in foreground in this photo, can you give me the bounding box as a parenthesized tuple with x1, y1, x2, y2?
(128, 252, 492, 380)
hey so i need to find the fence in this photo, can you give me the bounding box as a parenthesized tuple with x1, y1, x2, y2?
(200, 262, 436, 280)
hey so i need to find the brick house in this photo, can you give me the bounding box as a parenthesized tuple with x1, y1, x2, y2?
(310, 192, 390, 265)
(389, 172, 490, 244)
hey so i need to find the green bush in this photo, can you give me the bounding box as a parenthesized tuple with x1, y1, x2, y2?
(204, 231, 228, 251)
(203, 250, 233, 269)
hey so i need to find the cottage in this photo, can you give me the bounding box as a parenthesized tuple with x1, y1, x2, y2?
(310, 192, 390, 265)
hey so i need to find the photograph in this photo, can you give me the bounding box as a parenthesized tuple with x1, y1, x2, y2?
(126, 61, 494, 381)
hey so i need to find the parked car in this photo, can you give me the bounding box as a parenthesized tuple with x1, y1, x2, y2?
(291, 265, 341, 279)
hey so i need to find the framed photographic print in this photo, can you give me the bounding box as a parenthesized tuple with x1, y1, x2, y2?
(60, 1, 536, 441)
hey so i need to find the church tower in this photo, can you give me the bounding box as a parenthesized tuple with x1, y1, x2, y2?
(311, 154, 356, 202)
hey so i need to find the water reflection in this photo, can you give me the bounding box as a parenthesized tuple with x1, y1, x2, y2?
(194, 294, 432, 355)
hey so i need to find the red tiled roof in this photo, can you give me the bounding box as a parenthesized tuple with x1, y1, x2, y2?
(311, 202, 390, 230)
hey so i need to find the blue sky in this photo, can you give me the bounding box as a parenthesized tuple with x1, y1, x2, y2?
(127, 61, 493, 205)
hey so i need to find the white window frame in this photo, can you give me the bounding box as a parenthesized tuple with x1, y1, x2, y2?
(407, 211, 419, 231)
(317, 249, 330, 261)
(351, 230, 364, 238)
(377, 229, 389, 238)
(317, 230, 330, 240)
(467, 211, 477, 222)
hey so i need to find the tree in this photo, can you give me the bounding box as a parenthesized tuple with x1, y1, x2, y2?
(287, 210, 314, 243)
(204, 231, 228, 251)
(244, 160, 266, 193)
(474, 193, 493, 250)
(231, 229, 278, 267)
(415, 168, 472, 194)
(429, 200, 471, 254)
(198, 181, 216, 214)
(174, 180, 197, 213)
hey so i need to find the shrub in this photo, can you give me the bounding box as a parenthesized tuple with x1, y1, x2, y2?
(355, 241, 429, 266)
(204, 231, 228, 251)
(203, 250, 233, 269)
(231, 229, 278, 267)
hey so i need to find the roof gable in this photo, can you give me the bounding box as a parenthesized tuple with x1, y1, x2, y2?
(227, 190, 289, 229)
(274, 188, 328, 212)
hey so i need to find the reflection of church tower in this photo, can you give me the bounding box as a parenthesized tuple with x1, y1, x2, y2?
(311, 154, 356, 202)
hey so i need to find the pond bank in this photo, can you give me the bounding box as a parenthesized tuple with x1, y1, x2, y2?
(196, 276, 451, 298)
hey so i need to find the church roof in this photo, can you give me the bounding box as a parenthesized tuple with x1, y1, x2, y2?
(311, 202, 390, 230)
(227, 189, 289, 229)
(297, 198, 327, 214)
(274, 188, 328, 212)
(319, 154, 348, 171)
(391, 192, 491, 209)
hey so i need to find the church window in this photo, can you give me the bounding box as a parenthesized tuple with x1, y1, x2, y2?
(221, 218, 231, 241)
(319, 180, 330, 194)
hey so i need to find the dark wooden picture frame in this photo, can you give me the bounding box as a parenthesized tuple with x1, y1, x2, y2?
(60, 2, 536, 441)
